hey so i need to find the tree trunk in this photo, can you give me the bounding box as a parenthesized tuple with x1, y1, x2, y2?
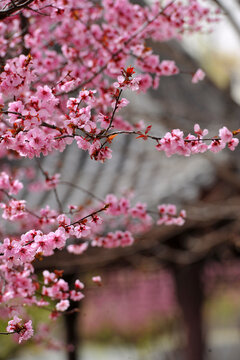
(63, 274, 81, 360)
(174, 263, 205, 360)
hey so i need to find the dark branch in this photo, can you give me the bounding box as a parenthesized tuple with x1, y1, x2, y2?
(211, 0, 240, 40)
(0, 0, 36, 20)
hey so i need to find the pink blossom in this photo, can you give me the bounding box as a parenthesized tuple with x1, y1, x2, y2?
(0, 171, 23, 195)
(70, 290, 84, 301)
(92, 276, 102, 286)
(73, 223, 91, 238)
(43, 270, 57, 285)
(219, 126, 233, 143)
(194, 123, 208, 137)
(0, 200, 26, 220)
(208, 139, 225, 153)
(115, 98, 129, 109)
(192, 69, 205, 83)
(75, 280, 84, 290)
(157, 205, 186, 226)
(67, 242, 89, 254)
(97, 113, 110, 129)
(75, 136, 91, 150)
(56, 300, 70, 312)
(45, 174, 60, 189)
(228, 138, 239, 151)
(159, 60, 179, 76)
(7, 317, 33, 343)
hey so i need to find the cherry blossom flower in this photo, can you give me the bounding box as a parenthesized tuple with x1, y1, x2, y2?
(192, 69, 205, 83)
(7, 317, 34, 343)
(56, 300, 70, 312)
(219, 126, 233, 143)
(92, 276, 102, 286)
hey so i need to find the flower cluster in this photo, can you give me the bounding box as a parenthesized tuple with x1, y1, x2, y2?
(155, 125, 239, 157)
(0, 172, 23, 195)
(113, 67, 140, 91)
(7, 317, 34, 343)
(157, 204, 186, 226)
(0, 199, 26, 220)
(93, 230, 135, 248)
(0, 0, 221, 164)
(42, 272, 84, 311)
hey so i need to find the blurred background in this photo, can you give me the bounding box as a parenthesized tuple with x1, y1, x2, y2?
(3, 0, 240, 359)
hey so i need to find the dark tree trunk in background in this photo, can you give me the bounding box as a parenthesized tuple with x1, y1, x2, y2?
(63, 274, 81, 360)
(174, 263, 205, 360)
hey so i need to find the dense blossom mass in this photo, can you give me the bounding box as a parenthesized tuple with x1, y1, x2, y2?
(0, 0, 238, 345)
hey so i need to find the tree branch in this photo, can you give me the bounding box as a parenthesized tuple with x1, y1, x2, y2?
(0, 0, 35, 20)
(211, 0, 240, 40)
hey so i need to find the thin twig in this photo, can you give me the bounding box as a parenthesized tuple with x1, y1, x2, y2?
(53, 188, 63, 213)
(66, 204, 109, 227)
(211, 0, 240, 40)
(35, 159, 63, 213)
(35, 158, 48, 177)
(59, 181, 103, 203)
(105, 89, 122, 133)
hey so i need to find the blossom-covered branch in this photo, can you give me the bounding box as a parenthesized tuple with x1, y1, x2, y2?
(0, 0, 233, 346)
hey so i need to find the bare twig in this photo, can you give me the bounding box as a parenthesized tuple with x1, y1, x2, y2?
(53, 188, 63, 213)
(105, 89, 122, 133)
(35, 159, 63, 213)
(211, 0, 240, 40)
(59, 181, 103, 203)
